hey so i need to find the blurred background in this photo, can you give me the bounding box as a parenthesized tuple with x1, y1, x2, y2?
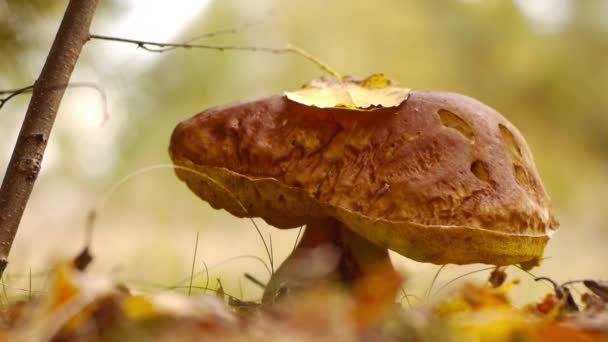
(0, 0, 606, 304)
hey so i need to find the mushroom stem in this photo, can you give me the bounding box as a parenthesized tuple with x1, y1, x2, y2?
(263, 218, 400, 304)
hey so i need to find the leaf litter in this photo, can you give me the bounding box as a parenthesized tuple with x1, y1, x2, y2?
(0, 248, 606, 342)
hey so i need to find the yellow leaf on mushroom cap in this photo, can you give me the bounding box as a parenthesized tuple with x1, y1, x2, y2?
(285, 73, 410, 111)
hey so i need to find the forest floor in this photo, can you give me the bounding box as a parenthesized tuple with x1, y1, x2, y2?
(0, 248, 606, 342)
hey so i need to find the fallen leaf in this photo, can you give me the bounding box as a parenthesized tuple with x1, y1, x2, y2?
(450, 309, 534, 342)
(47, 262, 80, 311)
(582, 293, 606, 313)
(489, 267, 507, 288)
(22, 261, 117, 341)
(122, 295, 161, 320)
(562, 287, 581, 313)
(285, 74, 410, 111)
(434, 282, 516, 318)
(584, 281, 608, 302)
(534, 323, 608, 342)
(534, 294, 559, 315)
(72, 246, 93, 271)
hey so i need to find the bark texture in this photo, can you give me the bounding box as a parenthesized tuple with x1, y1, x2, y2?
(0, 0, 99, 276)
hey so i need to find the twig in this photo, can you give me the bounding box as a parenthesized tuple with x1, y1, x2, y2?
(287, 44, 342, 79)
(0, 87, 33, 95)
(89, 34, 288, 53)
(0, 85, 34, 109)
(0, 0, 99, 278)
(513, 264, 552, 289)
(140, 19, 267, 53)
(88, 34, 341, 78)
(535, 276, 562, 296)
(0, 82, 110, 123)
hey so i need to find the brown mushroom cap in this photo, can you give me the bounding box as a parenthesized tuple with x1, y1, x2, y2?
(169, 91, 558, 266)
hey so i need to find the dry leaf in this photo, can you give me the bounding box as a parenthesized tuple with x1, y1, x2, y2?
(534, 323, 608, 342)
(584, 281, 608, 302)
(3, 251, 607, 341)
(489, 267, 507, 288)
(23, 261, 117, 341)
(285, 74, 410, 111)
(47, 262, 81, 311)
(122, 295, 161, 320)
(434, 282, 517, 319)
(72, 246, 93, 271)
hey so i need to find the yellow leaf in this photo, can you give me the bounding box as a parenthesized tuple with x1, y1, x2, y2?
(451, 309, 535, 342)
(435, 281, 520, 318)
(48, 262, 80, 311)
(25, 260, 116, 339)
(285, 74, 410, 111)
(122, 295, 162, 320)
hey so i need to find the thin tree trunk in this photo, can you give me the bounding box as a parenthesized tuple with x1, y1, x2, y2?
(0, 0, 99, 277)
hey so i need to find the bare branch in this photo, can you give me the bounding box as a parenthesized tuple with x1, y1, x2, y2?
(0, 0, 99, 277)
(87, 35, 341, 78)
(148, 19, 267, 53)
(0, 82, 109, 123)
(88, 34, 290, 54)
(0, 85, 35, 109)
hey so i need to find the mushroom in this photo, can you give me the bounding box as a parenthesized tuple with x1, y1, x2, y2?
(169, 91, 558, 302)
